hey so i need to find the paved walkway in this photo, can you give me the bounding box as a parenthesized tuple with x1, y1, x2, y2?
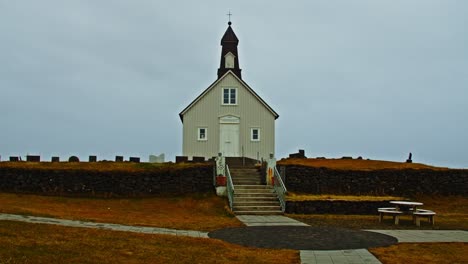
(366, 229, 468, 243)
(235, 215, 468, 264)
(300, 249, 381, 264)
(235, 215, 386, 264)
(0, 213, 208, 238)
(236, 215, 309, 226)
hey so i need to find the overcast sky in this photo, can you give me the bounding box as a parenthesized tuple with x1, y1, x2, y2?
(1, 1, 467, 168)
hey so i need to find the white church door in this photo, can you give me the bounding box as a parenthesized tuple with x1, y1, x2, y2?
(219, 124, 240, 157)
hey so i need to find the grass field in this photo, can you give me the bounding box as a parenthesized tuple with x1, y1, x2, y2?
(0, 221, 299, 264)
(0, 161, 205, 172)
(278, 158, 450, 171)
(286, 193, 404, 202)
(288, 195, 468, 230)
(0, 192, 243, 231)
(369, 243, 468, 264)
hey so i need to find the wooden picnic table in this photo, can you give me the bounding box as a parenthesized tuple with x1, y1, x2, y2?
(379, 201, 435, 226)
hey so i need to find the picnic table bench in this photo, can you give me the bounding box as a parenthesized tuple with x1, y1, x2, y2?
(378, 207, 403, 225)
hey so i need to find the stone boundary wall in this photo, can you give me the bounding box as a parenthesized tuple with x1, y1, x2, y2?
(0, 164, 214, 197)
(283, 166, 468, 196)
(285, 200, 391, 215)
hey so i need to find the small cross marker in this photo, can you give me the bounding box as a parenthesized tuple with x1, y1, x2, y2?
(227, 11, 232, 22)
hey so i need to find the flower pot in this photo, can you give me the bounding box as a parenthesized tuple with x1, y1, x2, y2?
(216, 176, 227, 186)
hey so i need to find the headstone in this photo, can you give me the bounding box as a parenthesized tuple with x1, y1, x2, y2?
(51, 157, 60, 162)
(149, 154, 165, 163)
(9, 156, 19, 162)
(129, 157, 140, 163)
(406, 152, 413, 163)
(26, 155, 40, 162)
(176, 156, 188, 163)
(115, 156, 124, 162)
(192, 156, 205, 163)
(89, 156, 97, 162)
(68, 156, 80, 162)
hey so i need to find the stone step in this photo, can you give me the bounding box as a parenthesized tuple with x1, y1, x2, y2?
(233, 181, 262, 185)
(230, 170, 261, 174)
(233, 205, 282, 211)
(233, 201, 280, 206)
(231, 175, 262, 179)
(234, 193, 278, 198)
(233, 197, 279, 202)
(234, 189, 274, 194)
(233, 180, 262, 183)
(233, 210, 283, 215)
(235, 185, 273, 190)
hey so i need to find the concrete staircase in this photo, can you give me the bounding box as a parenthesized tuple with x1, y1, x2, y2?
(227, 158, 283, 215)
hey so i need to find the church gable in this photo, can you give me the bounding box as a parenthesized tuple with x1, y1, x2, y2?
(179, 71, 279, 122)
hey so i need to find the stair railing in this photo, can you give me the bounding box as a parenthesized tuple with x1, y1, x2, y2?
(225, 164, 235, 210)
(273, 166, 287, 212)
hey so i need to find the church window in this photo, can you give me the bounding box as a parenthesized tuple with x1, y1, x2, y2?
(251, 128, 260, 141)
(198, 128, 207, 141)
(223, 88, 237, 105)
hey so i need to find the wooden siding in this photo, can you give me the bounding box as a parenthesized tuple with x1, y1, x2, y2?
(182, 73, 275, 160)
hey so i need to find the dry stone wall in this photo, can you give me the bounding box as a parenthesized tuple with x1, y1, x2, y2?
(283, 166, 468, 196)
(0, 164, 214, 197)
(285, 200, 392, 215)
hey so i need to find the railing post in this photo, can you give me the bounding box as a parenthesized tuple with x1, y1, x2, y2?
(266, 153, 276, 186)
(215, 152, 225, 177)
(215, 153, 227, 196)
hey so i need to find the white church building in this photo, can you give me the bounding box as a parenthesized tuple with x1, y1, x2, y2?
(179, 22, 279, 161)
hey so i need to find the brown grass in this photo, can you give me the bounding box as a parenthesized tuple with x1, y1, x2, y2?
(286, 192, 404, 202)
(0, 161, 207, 172)
(278, 158, 451, 171)
(288, 195, 468, 230)
(369, 243, 468, 264)
(0, 192, 243, 231)
(0, 221, 299, 264)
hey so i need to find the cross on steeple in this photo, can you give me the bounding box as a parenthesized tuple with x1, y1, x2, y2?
(227, 11, 232, 25)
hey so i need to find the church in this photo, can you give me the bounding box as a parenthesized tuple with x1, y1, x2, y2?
(179, 21, 279, 161)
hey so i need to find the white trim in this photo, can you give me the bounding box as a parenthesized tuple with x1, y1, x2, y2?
(221, 87, 238, 105)
(250, 127, 260, 142)
(197, 127, 207, 141)
(219, 115, 240, 124)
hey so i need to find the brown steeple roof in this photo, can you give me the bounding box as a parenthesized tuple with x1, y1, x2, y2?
(218, 22, 242, 79)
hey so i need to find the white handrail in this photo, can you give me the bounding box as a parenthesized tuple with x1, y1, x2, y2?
(274, 166, 287, 212)
(226, 164, 235, 210)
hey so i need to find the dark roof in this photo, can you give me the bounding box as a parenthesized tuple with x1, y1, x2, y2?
(221, 25, 239, 44)
(179, 71, 279, 122)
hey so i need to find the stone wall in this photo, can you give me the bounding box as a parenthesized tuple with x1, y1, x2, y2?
(285, 200, 391, 215)
(0, 164, 214, 197)
(283, 166, 468, 196)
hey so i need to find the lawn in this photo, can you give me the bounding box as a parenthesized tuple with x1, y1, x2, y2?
(278, 158, 450, 171)
(286, 193, 404, 202)
(0, 221, 299, 264)
(0, 161, 204, 172)
(370, 243, 468, 264)
(288, 195, 468, 230)
(0, 192, 243, 231)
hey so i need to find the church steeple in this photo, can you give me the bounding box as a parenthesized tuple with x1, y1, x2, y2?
(217, 21, 242, 79)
